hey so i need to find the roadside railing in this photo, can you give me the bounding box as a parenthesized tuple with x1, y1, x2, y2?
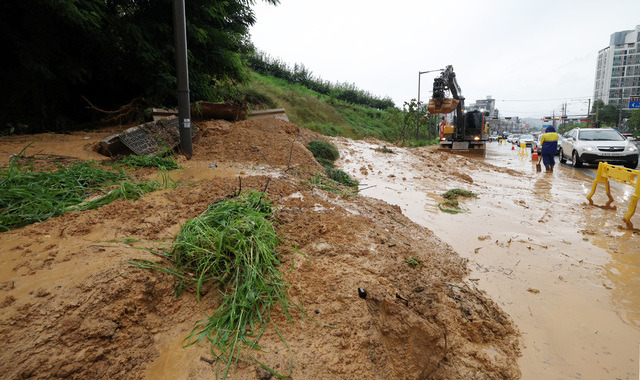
(586, 162, 640, 228)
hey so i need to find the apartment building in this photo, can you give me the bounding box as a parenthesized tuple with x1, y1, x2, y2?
(593, 25, 640, 108)
(467, 96, 497, 117)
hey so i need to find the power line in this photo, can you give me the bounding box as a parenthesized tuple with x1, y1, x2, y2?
(495, 96, 591, 102)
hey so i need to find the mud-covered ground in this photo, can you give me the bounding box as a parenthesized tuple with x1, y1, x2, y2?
(0, 119, 521, 379)
(333, 138, 640, 379)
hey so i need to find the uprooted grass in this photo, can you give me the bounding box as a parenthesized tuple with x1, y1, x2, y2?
(437, 188, 478, 214)
(0, 149, 176, 231)
(131, 190, 303, 379)
(305, 140, 358, 188)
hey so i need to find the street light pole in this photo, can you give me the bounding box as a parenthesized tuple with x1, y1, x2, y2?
(174, 0, 193, 159)
(417, 69, 443, 140)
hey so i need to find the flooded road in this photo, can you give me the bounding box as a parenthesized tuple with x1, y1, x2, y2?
(332, 138, 640, 379)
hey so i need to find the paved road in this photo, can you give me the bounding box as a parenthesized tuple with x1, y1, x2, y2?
(558, 153, 639, 179)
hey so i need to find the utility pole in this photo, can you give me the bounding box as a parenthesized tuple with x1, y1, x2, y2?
(618, 107, 622, 129)
(417, 69, 443, 141)
(174, 0, 193, 159)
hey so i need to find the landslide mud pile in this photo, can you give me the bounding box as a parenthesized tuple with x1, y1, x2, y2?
(0, 119, 520, 379)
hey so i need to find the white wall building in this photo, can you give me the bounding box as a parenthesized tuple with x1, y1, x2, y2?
(593, 25, 640, 109)
(467, 95, 497, 117)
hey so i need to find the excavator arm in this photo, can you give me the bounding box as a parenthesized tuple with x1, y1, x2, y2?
(428, 65, 463, 114)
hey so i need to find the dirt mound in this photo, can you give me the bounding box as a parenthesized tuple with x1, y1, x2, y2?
(0, 117, 520, 379)
(194, 118, 324, 170)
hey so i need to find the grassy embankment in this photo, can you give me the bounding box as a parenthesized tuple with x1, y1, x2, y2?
(242, 72, 403, 142)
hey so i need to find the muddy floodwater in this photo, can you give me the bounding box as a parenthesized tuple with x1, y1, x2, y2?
(333, 139, 640, 379)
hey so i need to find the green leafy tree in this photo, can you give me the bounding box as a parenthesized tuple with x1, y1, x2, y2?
(627, 109, 640, 136)
(1, 0, 277, 132)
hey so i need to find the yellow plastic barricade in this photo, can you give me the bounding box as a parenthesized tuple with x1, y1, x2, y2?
(517, 143, 527, 157)
(499, 139, 506, 145)
(586, 162, 640, 228)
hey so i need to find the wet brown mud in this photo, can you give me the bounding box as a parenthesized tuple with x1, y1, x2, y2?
(0, 121, 521, 379)
(334, 138, 640, 379)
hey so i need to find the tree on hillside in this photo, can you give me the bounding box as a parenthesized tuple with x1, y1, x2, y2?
(0, 0, 277, 132)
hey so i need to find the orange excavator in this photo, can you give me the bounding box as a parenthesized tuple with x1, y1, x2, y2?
(428, 65, 487, 153)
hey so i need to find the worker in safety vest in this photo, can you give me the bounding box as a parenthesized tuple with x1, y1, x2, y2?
(540, 126, 560, 172)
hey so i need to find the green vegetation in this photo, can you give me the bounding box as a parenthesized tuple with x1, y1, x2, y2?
(306, 140, 339, 161)
(247, 50, 394, 110)
(0, 156, 172, 231)
(437, 189, 478, 214)
(404, 257, 423, 268)
(628, 109, 640, 136)
(242, 72, 434, 145)
(131, 191, 300, 378)
(442, 189, 478, 200)
(1, 0, 277, 131)
(325, 168, 359, 187)
(306, 173, 358, 195)
(2, 0, 442, 148)
(305, 140, 358, 189)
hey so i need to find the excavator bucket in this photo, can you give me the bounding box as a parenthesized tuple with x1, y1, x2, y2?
(427, 98, 460, 114)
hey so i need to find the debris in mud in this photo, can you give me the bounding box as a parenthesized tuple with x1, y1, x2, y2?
(438, 188, 478, 214)
(0, 118, 521, 380)
(99, 117, 181, 156)
(375, 145, 394, 154)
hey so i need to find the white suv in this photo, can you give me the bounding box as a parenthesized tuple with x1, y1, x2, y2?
(559, 128, 638, 169)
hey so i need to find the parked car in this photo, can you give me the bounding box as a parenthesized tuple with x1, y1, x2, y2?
(531, 135, 563, 155)
(622, 133, 638, 145)
(516, 134, 534, 146)
(559, 128, 639, 169)
(507, 134, 519, 144)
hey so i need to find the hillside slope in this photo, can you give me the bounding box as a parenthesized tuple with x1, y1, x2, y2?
(244, 72, 402, 142)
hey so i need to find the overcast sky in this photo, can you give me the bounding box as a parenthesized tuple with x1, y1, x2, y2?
(249, 0, 639, 119)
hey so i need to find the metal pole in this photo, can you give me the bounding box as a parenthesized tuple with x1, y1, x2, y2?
(174, 0, 193, 159)
(417, 72, 421, 106)
(417, 72, 421, 140)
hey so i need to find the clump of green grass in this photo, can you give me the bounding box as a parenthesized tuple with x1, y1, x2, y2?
(404, 257, 423, 268)
(0, 151, 175, 231)
(305, 140, 358, 189)
(304, 173, 357, 195)
(442, 189, 477, 200)
(325, 168, 359, 187)
(437, 188, 478, 214)
(306, 140, 339, 161)
(132, 191, 300, 378)
(315, 157, 335, 169)
(118, 153, 181, 171)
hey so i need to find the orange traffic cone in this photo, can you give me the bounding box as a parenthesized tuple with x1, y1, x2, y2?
(511, 143, 515, 150)
(532, 149, 538, 161)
